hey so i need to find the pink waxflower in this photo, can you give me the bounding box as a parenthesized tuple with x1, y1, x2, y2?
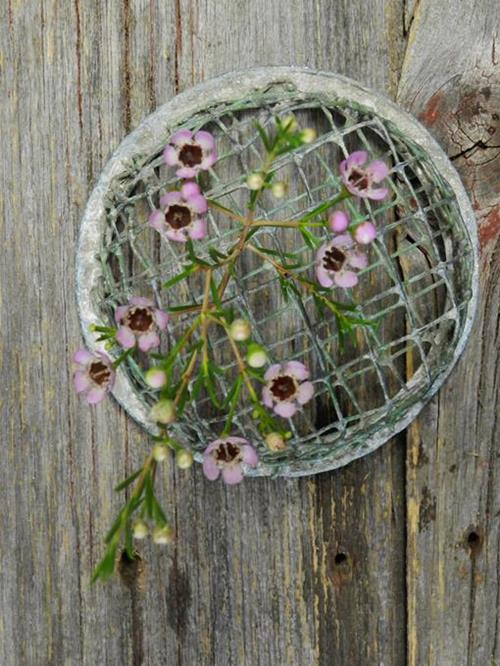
(115, 296, 169, 352)
(329, 210, 350, 233)
(316, 234, 368, 288)
(340, 151, 389, 200)
(149, 181, 208, 243)
(73, 349, 115, 404)
(202, 437, 258, 485)
(353, 221, 377, 244)
(262, 361, 314, 418)
(163, 129, 217, 178)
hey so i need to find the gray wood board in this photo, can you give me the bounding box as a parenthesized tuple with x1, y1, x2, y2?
(0, 1, 497, 665)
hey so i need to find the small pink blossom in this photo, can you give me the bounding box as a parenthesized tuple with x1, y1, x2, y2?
(115, 296, 169, 352)
(329, 210, 350, 233)
(262, 361, 314, 418)
(202, 437, 258, 485)
(163, 129, 217, 178)
(73, 349, 115, 404)
(316, 234, 368, 288)
(353, 221, 377, 244)
(149, 182, 208, 243)
(340, 151, 389, 200)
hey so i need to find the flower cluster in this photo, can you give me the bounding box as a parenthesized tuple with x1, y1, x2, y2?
(72, 115, 390, 583)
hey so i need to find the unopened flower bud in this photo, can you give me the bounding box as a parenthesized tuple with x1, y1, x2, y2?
(104, 341, 114, 351)
(300, 127, 316, 144)
(353, 221, 377, 245)
(229, 318, 252, 341)
(132, 520, 149, 540)
(149, 399, 176, 424)
(246, 343, 268, 368)
(152, 443, 168, 462)
(329, 210, 350, 233)
(153, 524, 175, 545)
(265, 432, 287, 452)
(176, 448, 194, 469)
(145, 367, 167, 389)
(271, 181, 287, 199)
(247, 172, 264, 190)
(282, 114, 298, 132)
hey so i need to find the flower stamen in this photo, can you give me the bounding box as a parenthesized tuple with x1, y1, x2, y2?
(270, 375, 298, 401)
(178, 143, 203, 167)
(165, 204, 192, 230)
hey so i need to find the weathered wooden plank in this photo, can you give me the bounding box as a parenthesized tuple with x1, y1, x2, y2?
(397, 1, 500, 664)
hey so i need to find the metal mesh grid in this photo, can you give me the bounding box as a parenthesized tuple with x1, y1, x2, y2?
(92, 93, 474, 473)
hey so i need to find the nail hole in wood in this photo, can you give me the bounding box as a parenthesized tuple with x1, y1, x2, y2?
(465, 529, 482, 555)
(117, 548, 145, 590)
(334, 552, 348, 565)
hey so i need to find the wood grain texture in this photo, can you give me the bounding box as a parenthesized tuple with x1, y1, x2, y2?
(0, 1, 497, 666)
(398, 2, 500, 665)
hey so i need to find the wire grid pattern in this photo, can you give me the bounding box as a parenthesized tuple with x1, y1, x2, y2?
(94, 94, 474, 473)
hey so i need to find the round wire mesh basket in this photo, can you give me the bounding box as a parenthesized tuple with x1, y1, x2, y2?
(77, 67, 478, 477)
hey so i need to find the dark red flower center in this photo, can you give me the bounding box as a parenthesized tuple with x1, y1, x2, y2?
(178, 143, 203, 167)
(348, 167, 369, 191)
(89, 361, 111, 386)
(165, 204, 192, 230)
(125, 307, 153, 332)
(323, 246, 346, 272)
(270, 375, 297, 401)
(215, 441, 241, 464)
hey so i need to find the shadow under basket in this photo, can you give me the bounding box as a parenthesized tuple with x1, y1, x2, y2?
(76, 68, 478, 477)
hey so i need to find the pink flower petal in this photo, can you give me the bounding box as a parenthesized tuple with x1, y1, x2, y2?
(331, 233, 353, 249)
(205, 439, 222, 454)
(176, 166, 197, 179)
(149, 210, 165, 231)
(228, 437, 249, 446)
(74, 371, 91, 393)
(138, 331, 160, 352)
(170, 129, 193, 145)
(160, 191, 182, 208)
(316, 267, 334, 288)
(274, 401, 297, 418)
(284, 360, 309, 380)
(262, 386, 273, 408)
(200, 152, 217, 169)
(348, 250, 368, 269)
(202, 456, 220, 481)
(241, 445, 258, 467)
(194, 130, 215, 150)
(181, 181, 201, 199)
(116, 326, 136, 349)
(166, 228, 188, 243)
(367, 186, 389, 201)
(73, 348, 93, 365)
(86, 387, 107, 404)
(297, 381, 314, 405)
(264, 364, 282, 381)
(222, 465, 244, 485)
(334, 271, 358, 288)
(153, 309, 169, 330)
(367, 160, 389, 183)
(346, 150, 368, 167)
(186, 193, 208, 214)
(130, 296, 153, 307)
(188, 218, 207, 240)
(163, 145, 178, 166)
(115, 305, 129, 323)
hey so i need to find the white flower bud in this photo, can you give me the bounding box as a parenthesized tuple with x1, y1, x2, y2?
(246, 343, 268, 368)
(149, 399, 176, 424)
(247, 172, 264, 190)
(300, 127, 316, 144)
(145, 367, 167, 389)
(281, 114, 298, 132)
(229, 318, 252, 341)
(152, 443, 168, 462)
(132, 520, 149, 540)
(153, 524, 175, 545)
(271, 181, 287, 199)
(265, 432, 287, 452)
(176, 449, 194, 469)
